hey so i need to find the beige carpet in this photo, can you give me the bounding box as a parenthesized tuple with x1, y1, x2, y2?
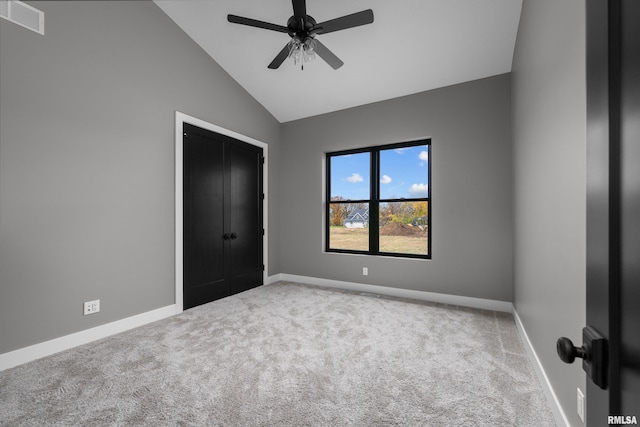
(0, 281, 556, 426)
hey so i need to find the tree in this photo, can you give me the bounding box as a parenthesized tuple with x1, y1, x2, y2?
(330, 196, 348, 226)
(414, 201, 428, 218)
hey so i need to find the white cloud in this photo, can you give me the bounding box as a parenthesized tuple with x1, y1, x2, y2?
(380, 174, 392, 184)
(419, 151, 429, 162)
(409, 183, 429, 197)
(346, 173, 364, 183)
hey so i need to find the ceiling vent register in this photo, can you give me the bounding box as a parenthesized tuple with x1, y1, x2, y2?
(0, 0, 44, 35)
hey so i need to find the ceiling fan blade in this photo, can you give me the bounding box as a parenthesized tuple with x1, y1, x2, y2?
(268, 43, 292, 69)
(228, 14, 289, 33)
(315, 9, 374, 35)
(292, 0, 307, 25)
(313, 39, 344, 70)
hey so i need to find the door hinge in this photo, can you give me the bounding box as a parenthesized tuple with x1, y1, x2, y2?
(262, 264, 265, 271)
(262, 229, 265, 236)
(261, 156, 265, 164)
(262, 193, 265, 200)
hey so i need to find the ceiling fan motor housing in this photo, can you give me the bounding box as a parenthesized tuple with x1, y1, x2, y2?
(286, 15, 317, 38)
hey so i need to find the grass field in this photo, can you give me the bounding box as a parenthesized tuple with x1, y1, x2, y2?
(329, 227, 428, 255)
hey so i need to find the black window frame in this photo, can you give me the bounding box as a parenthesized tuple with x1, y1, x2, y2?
(325, 139, 432, 259)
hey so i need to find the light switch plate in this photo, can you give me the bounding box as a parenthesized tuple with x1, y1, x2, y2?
(577, 387, 585, 422)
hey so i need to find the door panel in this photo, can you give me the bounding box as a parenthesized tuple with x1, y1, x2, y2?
(229, 142, 263, 294)
(585, 0, 640, 421)
(183, 126, 228, 309)
(586, 0, 613, 418)
(619, 0, 640, 412)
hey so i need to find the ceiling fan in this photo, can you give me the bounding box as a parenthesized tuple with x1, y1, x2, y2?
(227, 0, 374, 70)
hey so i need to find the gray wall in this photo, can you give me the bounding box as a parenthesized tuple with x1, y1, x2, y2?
(280, 75, 514, 302)
(0, 1, 281, 354)
(512, 0, 587, 425)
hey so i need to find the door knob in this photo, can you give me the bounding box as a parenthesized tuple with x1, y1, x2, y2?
(230, 233, 238, 240)
(223, 233, 231, 240)
(556, 337, 587, 363)
(556, 326, 607, 390)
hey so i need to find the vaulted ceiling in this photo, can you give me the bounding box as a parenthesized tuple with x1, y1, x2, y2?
(154, 0, 522, 123)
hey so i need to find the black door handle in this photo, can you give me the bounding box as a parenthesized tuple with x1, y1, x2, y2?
(556, 337, 587, 363)
(230, 233, 238, 240)
(223, 233, 231, 240)
(556, 326, 607, 389)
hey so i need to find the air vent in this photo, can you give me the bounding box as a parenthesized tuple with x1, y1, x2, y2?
(0, 1, 8, 19)
(0, 0, 44, 35)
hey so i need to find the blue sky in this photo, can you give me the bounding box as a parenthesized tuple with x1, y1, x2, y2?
(330, 145, 429, 200)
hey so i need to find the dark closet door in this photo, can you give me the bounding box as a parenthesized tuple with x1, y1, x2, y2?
(183, 123, 263, 309)
(183, 125, 227, 308)
(228, 142, 264, 295)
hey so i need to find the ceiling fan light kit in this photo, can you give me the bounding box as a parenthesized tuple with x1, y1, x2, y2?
(288, 37, 317, 69)
(228, 0, 374, 70)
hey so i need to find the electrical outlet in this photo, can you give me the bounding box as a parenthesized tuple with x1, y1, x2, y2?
(577, 387, 585, 422)
(83, 300, 100, 315)
(363, 267, 368, 276)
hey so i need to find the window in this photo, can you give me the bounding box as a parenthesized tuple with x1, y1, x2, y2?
(326, 140, 431, 259)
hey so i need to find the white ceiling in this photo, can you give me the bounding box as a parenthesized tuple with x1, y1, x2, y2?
(154, 0, 522, 123)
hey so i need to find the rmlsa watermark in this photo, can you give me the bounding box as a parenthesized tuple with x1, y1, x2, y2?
(609, 415, 638, 425)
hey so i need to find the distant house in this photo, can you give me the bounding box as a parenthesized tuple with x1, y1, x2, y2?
(344, 208, 369, 228)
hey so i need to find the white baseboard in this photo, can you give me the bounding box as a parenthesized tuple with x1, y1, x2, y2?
(266, 273, 283, 285)
(0, 305, 177, 372)
(276, 273, 513, 312)
(513, 308, 570, 427)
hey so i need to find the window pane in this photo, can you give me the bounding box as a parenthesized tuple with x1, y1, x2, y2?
(380, 145, 429, 200)
(328, 203, 369, 251)
(330, 152, 370, 200)
(379, 201, 428, 255)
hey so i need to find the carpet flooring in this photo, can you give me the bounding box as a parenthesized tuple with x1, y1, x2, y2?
(0, 281, 557, 426)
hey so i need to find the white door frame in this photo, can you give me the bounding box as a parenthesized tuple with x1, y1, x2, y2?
(174, 111, 269, 313)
